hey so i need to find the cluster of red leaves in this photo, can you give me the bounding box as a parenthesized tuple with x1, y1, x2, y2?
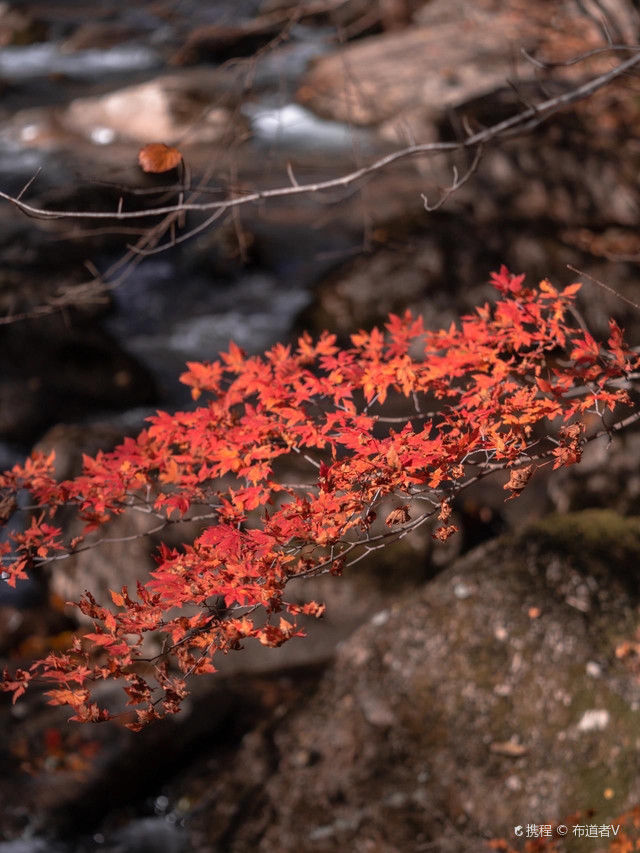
(0, 268, 638, 728)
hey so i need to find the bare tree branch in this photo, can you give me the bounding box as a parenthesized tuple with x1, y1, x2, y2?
(1, 48, 640, 324)
(2, 52, 639, 224)
(521, 42, 640, 68)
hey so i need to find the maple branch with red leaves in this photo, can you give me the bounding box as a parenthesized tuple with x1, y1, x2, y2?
(0, 267, 638, 728)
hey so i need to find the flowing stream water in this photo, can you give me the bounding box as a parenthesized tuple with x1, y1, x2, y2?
(0, 7, 382, 847)
(0, 3, 380, 451)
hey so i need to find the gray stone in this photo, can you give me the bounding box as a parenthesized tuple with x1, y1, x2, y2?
(182, 510, 640, 850)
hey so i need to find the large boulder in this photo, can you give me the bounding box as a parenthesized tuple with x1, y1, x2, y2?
(296, 0, 612, 134)
(180, 510, 640, 851)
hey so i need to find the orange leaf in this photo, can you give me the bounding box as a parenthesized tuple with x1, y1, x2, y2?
(110, 589, 125, 607)
(138, 143, 183, 173)
(386, 446, 400, 468)
(539, 279, 558, 297)
(562, 282, 582, 297)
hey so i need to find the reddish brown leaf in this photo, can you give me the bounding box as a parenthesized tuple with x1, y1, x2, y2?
(503, 464, 533, 499)
(432, 524, 458, 542)
(138, 143, 183, 173)
(385, 505, 410, 527)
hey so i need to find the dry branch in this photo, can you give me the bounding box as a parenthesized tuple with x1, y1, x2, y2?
(1, 48, 640, 324)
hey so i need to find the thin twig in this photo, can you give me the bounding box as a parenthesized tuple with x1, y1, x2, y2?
(421, 146, 483, 212)
(15, 168, 42, 201)
(521, 43, 640, 69)
(567, 264, 640, 310)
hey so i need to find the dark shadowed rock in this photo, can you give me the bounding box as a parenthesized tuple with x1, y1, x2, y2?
(0, 317, 157, 445)
(0, 657, 324, 844)
(0, 4, 47, 47)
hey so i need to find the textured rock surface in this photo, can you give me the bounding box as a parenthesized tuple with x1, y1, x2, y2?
(179, 511, 640, 851)
(296, 0, 606, 130)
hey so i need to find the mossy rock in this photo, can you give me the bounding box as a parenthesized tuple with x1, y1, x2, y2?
(519, 509, 640, 595)
(199, 510, 640, 852)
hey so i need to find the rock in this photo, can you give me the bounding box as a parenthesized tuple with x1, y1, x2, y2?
(27, 422, 164, 622)
(181, 510, 640, 850)
(0, 650, 324, 843)
(1, 66, 250, 186)
(296, 0, 617, 148)
(0, 317, 157, 445)
(298, 20, 512, 125)
(294, 208, 519, 344)
(0, 4, 47, 47)
(295, 236, 456, 342)
(297, 80, 640, 344)
(259, 0, 427, 37)
(34, 422, 134, 480)
(47, 501, 178, 625)
(548, 431, 640, 517)
(63, 70, 244, 146)
(296, 1, 528, 126)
